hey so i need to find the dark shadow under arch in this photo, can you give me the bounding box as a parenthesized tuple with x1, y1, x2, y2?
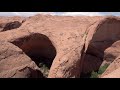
(11, 33, 57, 77)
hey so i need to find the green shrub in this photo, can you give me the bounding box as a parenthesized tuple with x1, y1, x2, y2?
(90, 71, 99, 78)
(39, 63, 49, 78)
(98, 64, 109, 75)
(90, 63, 110, 78)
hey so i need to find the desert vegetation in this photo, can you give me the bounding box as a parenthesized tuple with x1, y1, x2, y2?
(90, 64, 110, 78)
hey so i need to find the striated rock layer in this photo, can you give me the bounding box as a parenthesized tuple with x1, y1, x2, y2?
(0, 15, 120, 78)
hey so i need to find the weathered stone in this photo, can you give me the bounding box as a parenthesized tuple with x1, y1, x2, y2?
(0, 15, 120, 78)
(0, 41, 43, 78)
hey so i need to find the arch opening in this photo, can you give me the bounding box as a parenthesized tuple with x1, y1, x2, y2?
(11, 33, 57, 78)
(81, 18, 120, 78)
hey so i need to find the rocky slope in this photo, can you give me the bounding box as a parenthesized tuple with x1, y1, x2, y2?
(0, 15, 120, 78)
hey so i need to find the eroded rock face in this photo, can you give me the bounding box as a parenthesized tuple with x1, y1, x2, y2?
(0, 15, 120, 78)
(0, 41, 43, 78)
(81, 17, 120, 77)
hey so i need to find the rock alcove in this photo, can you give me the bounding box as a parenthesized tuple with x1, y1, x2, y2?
(11, 33, 57, 78)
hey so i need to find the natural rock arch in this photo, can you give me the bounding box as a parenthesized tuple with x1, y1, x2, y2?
(81, 17, 120, 77)
(11, 33, 57, 77)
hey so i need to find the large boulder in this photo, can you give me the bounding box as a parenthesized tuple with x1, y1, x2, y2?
(0, 41, 43, 78)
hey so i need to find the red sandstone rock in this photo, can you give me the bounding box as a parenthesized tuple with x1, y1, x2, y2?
(0, 41, 43, 78)
(0, 15, 101, 78)
(82, 16, 120, 76)
(0, 15, 120, 78)
(101, 67, 120, 78)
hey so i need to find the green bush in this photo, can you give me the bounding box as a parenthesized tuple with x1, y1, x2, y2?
(98, 64, 109, 75)
(90, 71, 99, 78)
(90, 64, 109, 78)
(39, 63, 49, 78)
